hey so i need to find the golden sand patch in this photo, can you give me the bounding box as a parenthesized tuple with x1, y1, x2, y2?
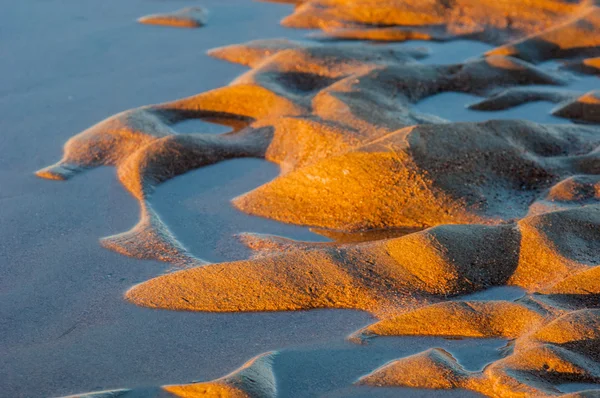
(138, 7, 208, 29)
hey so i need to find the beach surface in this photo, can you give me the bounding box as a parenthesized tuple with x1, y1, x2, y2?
(2, 0, 599, 397)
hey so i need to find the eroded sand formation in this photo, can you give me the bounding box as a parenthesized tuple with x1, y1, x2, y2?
(63, 353, 278, 398)
(358, 310, 600, 397)
(43, 0, 600, 396)
(164, 352, 278, 398)
(138, 7, 208, 29)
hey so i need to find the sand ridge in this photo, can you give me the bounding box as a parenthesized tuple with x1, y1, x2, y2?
(164, 352, 278, 398)
(358, 310, 600, 397)
(59, 353, 278, 398)
(138, 7, 208, 29)
(125, 206, 600, 313)
(38, 0, 600, 396)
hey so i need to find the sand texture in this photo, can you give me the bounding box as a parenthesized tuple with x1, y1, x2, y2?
(36, 0, 600, 396)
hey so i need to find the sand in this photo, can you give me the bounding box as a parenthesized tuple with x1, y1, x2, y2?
(138, 8, 208, 29)
(0, 2, 362, 397)
(3, 0, 600, 396)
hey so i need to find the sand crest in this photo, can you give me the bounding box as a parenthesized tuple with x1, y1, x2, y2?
(59, 353, 278, 398)
(358, 310, 600, 397)
(138, 7, 208, 29)
(165, 352, 278, 398)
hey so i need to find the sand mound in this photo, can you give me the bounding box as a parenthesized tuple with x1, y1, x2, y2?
(164, 352, 278, 398)
(486, 5, 600, 63)
(569, 57, 600, 75)
(138, 7, 208, 28)
(471, 88, 600, 124)
(36, 108, 175, 181)
(547, 175, 600, 203)
(468, 87, 579, 111)
(542, 266, 600, 307)
(281, 0, 600, 71)
(359, 310, 600, 396)
(100, 202, 204, 266)
(126, 206, 599, 315)
(235, 121, 599, 230)
(59, 353, 278, 398)
(280, 0, 589, 44)
(352, 300, 548, 340)
(512, 206, 600, 289)
(358, 348, 469, 389)
(553, 91, 600, 123)
(125, 224, 520, 314)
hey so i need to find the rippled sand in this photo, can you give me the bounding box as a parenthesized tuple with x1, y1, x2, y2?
(35, 0, 600, 397)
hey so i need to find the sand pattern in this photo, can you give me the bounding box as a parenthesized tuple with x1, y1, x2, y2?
(42, 0, 600, 396)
